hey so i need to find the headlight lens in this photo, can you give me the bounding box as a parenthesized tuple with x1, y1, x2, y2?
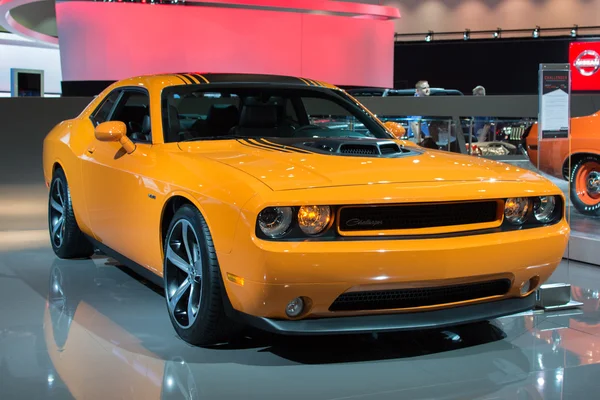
(258, 207, 293, 238)
(298, 205, 331, 235)
(533, 196, 556, 223)
(504, 197, 531, 225)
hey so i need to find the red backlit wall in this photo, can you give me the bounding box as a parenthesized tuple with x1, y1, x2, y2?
(570, 41, 600, 92)
(55, 1, 399, 88)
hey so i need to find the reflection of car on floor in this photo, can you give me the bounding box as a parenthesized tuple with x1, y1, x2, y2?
(523, 114, 600, 216)
(45, 258, 539, 400)
(43, 73, 569, 346)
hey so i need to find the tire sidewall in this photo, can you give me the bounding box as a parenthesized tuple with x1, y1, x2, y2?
(569, 155, 600, 217)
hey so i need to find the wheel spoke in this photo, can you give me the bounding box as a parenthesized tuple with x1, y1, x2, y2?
(182, 221, 193, 265)
(169, 277, 191, 310)
(166, 246, 192, 275)
(193, 243, 202, 279)
(52, 216, 64, 239)
(56, 180, 64, 205)
(187, 282, 199, 325)
(50, 198, 63, 214)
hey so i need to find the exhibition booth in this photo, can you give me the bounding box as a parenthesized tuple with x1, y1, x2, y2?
(1, 0, 600, 398)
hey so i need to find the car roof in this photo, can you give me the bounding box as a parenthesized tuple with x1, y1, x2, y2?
(113, 72, 341, 91)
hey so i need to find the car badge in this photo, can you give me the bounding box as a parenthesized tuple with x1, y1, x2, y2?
(345, 218, 384, 227)
(574, 50, 600, 76)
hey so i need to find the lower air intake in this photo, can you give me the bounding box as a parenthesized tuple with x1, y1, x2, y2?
(329, 279, 512, 311)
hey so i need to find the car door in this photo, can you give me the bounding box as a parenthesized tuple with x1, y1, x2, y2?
(81, 87, 163, 271)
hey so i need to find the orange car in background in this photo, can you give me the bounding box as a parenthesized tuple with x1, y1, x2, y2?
(523, 113, 600, 216)
(43, 73, 569, 346)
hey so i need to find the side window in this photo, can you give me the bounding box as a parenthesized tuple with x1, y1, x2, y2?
(90, 90, 120, 126)
(285, 99, 299, 125)
(163, 91, 241, 142)
(109, 89, 151, 143)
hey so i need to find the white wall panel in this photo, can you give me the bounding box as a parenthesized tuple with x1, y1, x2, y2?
(0, 33, 61, 95)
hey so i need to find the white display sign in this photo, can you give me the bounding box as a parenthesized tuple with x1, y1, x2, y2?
(538, 64, 570, 140)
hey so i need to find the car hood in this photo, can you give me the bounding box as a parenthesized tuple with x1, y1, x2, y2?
(178, 137, 545, 191)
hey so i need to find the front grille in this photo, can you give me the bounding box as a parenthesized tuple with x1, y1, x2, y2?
(329, 279, 511, 311)
(338, 201, 498, 232)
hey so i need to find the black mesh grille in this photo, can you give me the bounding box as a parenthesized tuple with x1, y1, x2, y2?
(339, 144, 379, 155)
(338, 201, 498, 232)
(329, 279, 512, 311)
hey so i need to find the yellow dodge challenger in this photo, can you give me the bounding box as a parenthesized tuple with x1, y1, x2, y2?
(42, 73, 570, 345)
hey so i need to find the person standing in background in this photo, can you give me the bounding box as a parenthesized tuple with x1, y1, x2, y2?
(407, 80, 431, 141)
(472, 85, 492, 142)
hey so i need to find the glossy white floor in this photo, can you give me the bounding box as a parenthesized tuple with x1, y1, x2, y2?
(2, 183, 600, 399)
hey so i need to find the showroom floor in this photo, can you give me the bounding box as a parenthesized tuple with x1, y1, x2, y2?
(2, 184, 600, 399)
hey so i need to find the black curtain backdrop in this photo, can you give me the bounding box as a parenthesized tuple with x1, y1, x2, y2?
(392, 36, 599, 95)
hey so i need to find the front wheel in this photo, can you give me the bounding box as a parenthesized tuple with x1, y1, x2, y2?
(570, 155, 600, 217)
(163, 205, 240, 346)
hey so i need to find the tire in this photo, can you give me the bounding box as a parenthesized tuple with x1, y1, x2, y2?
(163, 204, 240, 346)
(48, 168, 95, 258)
(569, 155, 600, 217)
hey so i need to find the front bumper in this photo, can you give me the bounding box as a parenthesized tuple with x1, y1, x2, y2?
(229, 292, 536, 335)
(218, 219, 569, 319)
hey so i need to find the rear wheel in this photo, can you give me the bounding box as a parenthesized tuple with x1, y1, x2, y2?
(48, 168, 95, 258)
(163, 204, 240, 346)
(570, 155, 600, 217)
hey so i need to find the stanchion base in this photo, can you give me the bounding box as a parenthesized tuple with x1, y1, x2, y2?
(535, 283, 583, 311)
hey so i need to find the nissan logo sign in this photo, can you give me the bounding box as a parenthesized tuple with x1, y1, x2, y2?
(574, 50, 600, 76)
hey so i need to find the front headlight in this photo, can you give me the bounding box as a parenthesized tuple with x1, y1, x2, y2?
(298, 205, 331, 235)
(257, 207, 293, 238)
(504, 197, 531, 225)
(533, 196, 557, 223)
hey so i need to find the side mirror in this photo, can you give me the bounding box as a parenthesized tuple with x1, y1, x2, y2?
(383, 121, 406, 139)
(94, 121, 135, 154)
(95, 121, 126, 142)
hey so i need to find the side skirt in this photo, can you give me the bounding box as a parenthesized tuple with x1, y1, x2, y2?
(86, 235, 165, 289)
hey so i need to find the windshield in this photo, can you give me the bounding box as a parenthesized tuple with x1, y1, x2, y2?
(161, 85, 392, 143)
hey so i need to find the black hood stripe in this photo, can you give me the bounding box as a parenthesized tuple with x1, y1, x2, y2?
(259, 138, 313, 154)
(248, 138, 297, 153)
(236, 139, 276, 152)
(237, 139, 293, 153)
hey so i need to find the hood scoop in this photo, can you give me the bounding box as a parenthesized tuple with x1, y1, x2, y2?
(299, 138, 416, 158)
